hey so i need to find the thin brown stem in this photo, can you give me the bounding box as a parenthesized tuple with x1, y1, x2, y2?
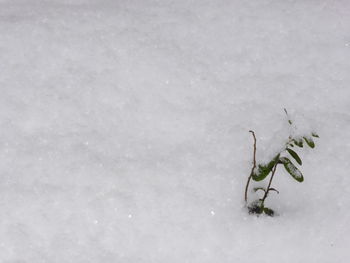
(244, 130, 257, 203)
(261, 163, 278, 204)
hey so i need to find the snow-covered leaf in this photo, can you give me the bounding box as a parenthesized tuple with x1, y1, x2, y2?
(252, 155, 279, 182)
(304, 137, 315, 148)
(268, 188, 279, 194)
(253, 187, 266, 193)
(287, 148, 302, 165)
(280, 157, 304, 182)
(293, 138, 303, 148)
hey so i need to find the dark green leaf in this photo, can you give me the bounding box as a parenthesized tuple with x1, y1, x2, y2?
(252, 155, 279, 181)
(280, 157, 304, 182)
(293, 138, 303, 147)
(252, 164, 272, 181)
(312, 132, 319, 138)
(304, 137, 315, 148)
(263, 207, 274, 216)
(287, 148, 302, 165)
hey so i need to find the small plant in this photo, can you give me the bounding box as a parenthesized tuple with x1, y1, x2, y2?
(244, 109, 319, 216)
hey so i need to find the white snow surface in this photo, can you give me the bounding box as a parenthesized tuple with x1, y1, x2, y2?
(1, 0, 350, 262)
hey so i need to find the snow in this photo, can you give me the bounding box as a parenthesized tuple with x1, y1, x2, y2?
(0, 0, 350, 262)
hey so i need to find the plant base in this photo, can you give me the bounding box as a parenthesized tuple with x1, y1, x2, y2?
(248, 200, 275, 217)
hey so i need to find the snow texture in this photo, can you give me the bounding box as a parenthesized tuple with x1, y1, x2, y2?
(0, 0, 350, 262)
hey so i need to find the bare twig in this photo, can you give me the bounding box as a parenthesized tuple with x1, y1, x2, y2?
(244, 130, 257, 203)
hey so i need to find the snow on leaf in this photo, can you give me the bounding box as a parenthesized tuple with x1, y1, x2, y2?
(280, 157, 304, 182)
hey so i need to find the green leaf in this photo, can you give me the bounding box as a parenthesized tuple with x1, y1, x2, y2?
(286, 148, 302, 165)
(253, 187, 266, 193)
(263, 207, 274, 216)
(293, 138, 303, 148)
(252, 155, 279, 181)
(252, 164, 272, 181)
(312, 132, 319, 138)
(280, 157, 304, 182)
(303, 137, 315, 148)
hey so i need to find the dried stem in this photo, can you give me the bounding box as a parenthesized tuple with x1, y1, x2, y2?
(244, 130, 257, 203)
